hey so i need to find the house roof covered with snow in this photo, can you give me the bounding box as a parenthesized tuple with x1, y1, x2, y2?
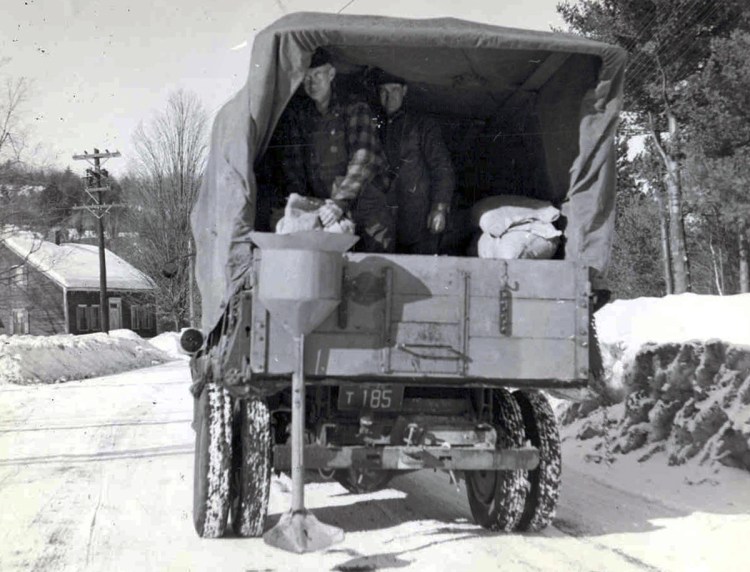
(1, 231, 155, 291)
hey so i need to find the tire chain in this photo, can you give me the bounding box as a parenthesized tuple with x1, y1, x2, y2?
(514, 390, 562, 532)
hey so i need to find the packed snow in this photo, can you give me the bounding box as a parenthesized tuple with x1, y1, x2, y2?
(562, 293, 750, 476)
(595, 293, 750, 394)
(1, 294, 749, 570)
(0, 330, 179, 384)
(148, 331, 189, 360)
(1, 361, 748, 571)
(596, 293, 750, 350)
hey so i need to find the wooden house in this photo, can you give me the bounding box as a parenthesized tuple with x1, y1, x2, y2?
(0, 232, 157, 337)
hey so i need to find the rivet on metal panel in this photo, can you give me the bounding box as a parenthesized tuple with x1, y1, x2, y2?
(580, 340, 589, 348)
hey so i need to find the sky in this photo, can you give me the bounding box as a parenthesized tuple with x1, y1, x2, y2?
(1, 0, 567, 176)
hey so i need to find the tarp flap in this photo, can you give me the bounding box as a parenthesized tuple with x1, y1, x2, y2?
(191, 12, 626, 330)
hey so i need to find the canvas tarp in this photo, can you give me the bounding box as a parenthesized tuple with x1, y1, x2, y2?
(191, 12, 626, 331)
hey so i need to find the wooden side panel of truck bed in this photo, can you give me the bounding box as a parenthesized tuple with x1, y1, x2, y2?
(249, 253, 591, 384)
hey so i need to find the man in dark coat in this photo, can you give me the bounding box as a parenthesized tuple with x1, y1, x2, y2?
(375, 70, 456, 254)
(279, 50, 395, 252)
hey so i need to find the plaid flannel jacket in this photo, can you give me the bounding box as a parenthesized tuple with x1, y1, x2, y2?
(280, 95, 389, 207)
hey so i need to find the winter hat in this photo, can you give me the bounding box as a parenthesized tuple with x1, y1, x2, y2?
(372, 67, 407, 86)
(309, 48, 334, 68)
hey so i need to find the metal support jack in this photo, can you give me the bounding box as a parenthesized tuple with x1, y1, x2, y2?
(262, 334, 344, 552)
(250, 231, 356, 553)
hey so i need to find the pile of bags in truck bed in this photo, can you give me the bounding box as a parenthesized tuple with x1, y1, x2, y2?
(275, 192, 561, 260)
(470, 195, 562, 260)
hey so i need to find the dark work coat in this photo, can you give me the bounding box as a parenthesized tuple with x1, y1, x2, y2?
(382, 110, 456, 247)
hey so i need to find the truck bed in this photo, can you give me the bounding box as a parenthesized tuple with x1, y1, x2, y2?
(229, 253, 592, 389)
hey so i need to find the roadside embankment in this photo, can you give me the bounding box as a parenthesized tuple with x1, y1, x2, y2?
(0, 330, 183, 384)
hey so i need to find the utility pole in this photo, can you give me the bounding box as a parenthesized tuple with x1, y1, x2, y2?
(188, 239, 195, 327)
(72, 148, 122, 334)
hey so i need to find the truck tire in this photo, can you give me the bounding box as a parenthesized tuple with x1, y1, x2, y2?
(193, 382, 233, 538)
(230, 397, 272, 537)
(513, 390, 561, 532)
(334, 469, 395, 494)
(465, 389, 529, 531)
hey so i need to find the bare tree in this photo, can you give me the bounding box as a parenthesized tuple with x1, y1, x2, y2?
(0, 59, 31, 175)
(123, 90, 208, 330)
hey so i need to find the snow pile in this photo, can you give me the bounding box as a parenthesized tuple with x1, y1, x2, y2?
(0, 331, 172, 384)
(109, 328, 145, 341)
(595, 293, 750, 398)
(596, 293, 750, 349)
(148, 331, 189, 360)
(562, 294, 750, 473)
(563, 340, 750, 471)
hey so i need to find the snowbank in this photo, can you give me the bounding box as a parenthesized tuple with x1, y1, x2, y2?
(596, 293, 750, 350)
(563, 294, 750, 474)
(148, 331, 189, 360)
(0, 331, 173, 384)
(594, 293, 750, 399)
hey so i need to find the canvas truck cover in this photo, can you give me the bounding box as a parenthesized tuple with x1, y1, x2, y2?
(191, 12, 626, 331)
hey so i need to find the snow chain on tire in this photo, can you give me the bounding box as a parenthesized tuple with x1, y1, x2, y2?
(513, 390, 561, 532)
(231, 397, 272, 537)
(193, 382, 233, 538)
(466, 388, 529, 532)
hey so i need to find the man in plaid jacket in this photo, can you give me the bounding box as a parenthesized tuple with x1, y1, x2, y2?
(279, 49, 395, 252)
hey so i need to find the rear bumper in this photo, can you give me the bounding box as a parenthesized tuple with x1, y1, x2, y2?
(273, 444, 539, 471)
(222, 376, 588, 400)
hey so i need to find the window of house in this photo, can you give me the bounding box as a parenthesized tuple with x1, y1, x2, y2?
(11, 308, 29, 335)
(145, 305, 155, 330)
(76, 305, 89, 332)
(89, 305, 100, 331)
(130, 304, 155, 332)
(130, 305, 141, 330)
(14, 266, 28, 288)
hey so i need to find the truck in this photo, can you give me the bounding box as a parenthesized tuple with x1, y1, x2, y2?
(185, 12, 626, 542)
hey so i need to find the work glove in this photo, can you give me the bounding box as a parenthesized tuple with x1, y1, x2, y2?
(427, 202, 449, 234)
(318, 199, 345, 227)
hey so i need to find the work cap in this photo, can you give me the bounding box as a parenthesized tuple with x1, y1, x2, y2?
(372, 67, 407, 86)
(309, 48, 334, 69)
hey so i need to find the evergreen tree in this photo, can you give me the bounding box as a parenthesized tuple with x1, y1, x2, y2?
(558, 0, 745, 293)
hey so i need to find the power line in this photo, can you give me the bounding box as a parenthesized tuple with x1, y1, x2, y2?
(337, 0, 356, 14)
(623, 0, 704, 83)
(625, 0, 723, 90)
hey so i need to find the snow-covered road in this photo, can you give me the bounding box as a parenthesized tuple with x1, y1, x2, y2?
(1, 361, 748, 571)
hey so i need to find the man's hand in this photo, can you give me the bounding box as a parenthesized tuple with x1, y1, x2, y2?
(427, 202, 449, 234)
(318, 200, 344, 227)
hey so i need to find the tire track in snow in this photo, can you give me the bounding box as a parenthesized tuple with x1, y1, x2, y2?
(21, 384, 170, 571)
(391, 469, 667, 571)
(84, 478, 104, 567)
(552, 519, 664, 572)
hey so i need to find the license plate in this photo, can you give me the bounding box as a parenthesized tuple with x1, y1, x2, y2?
(337, 384, 404, 411)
